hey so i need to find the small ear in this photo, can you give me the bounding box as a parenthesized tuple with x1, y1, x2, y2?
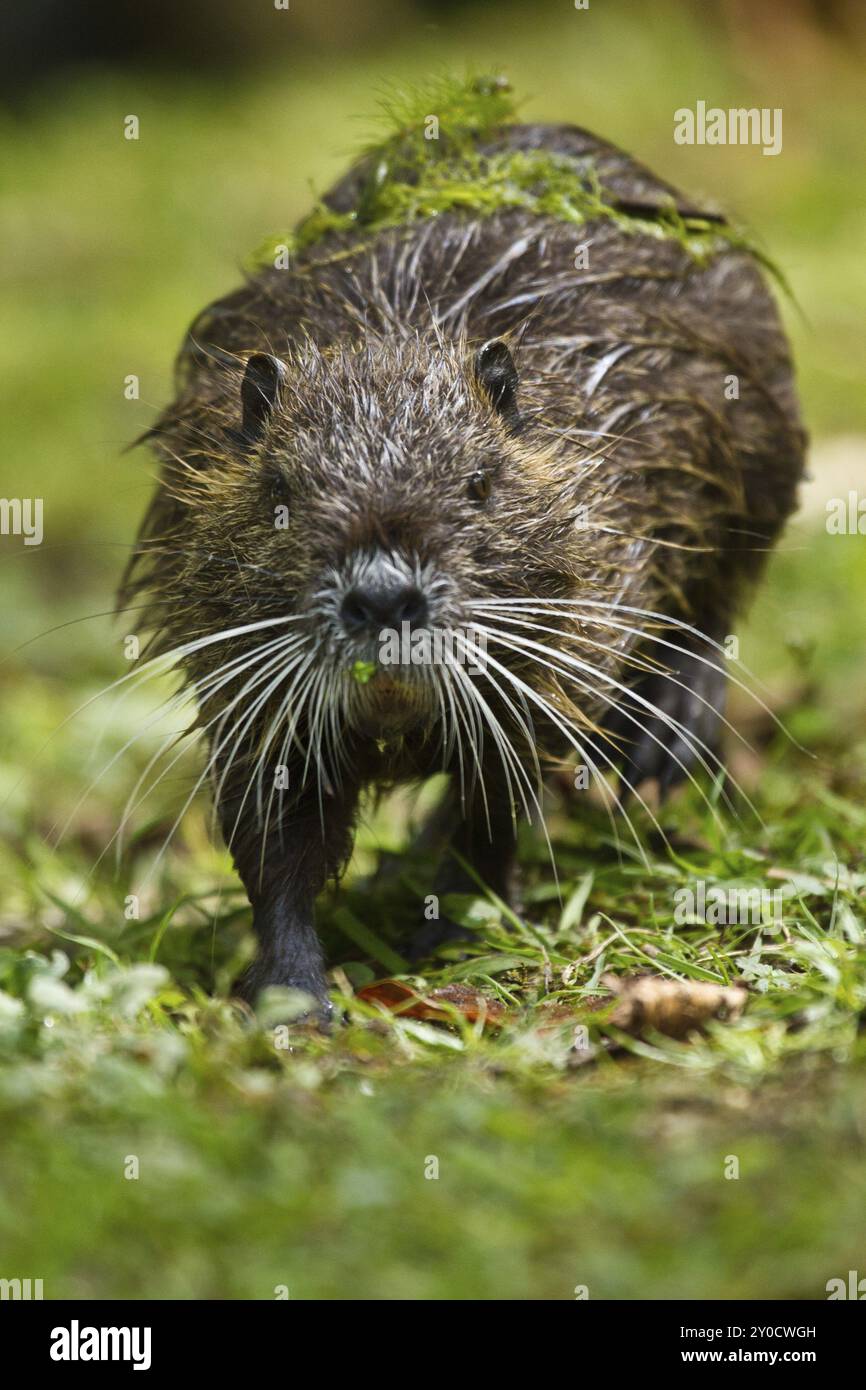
(474, 338, 519, 425)
(240, 353, 286, 442)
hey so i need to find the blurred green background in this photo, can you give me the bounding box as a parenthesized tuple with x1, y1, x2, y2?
(1, 0, 865, 1301)
(2, 0, 865, 672)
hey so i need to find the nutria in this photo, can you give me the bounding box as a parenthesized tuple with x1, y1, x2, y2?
(121, 83, 805, 1013)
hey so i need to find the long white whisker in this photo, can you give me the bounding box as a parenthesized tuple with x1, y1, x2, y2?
(448, 658, 521, 829)
(50, 629, 303, 850)
(259, 657, 322, 863)
(442, 659, 489, 832)
(472, 609, 756, 823)
(136, 647, 311, 886)
(450, 639, 541, 821)
(18, 617, 305, 826)
(63, 636, 306, 904)
(254, 647, 320, 827)
(470, 597, 801, 749)
(466, 626, 660, 864)
(438, 662, 467, 807)
(449, 639, 560, 896)
(477, 621, 730, 830)
(212, 642, 314, 852)
(118, 637, 307, 867)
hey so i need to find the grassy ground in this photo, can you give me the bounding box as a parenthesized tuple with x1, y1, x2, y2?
(1, 2, 865, 1299)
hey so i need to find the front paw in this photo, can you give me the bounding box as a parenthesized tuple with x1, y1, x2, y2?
(234, 960, 332, 1028)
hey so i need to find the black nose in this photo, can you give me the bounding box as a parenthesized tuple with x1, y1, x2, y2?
(340, 578, 428, 635)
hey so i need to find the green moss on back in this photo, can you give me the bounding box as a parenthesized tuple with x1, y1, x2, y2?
(253, 73, 783, 283)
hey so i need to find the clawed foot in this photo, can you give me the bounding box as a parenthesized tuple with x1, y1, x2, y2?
(234, 961, 333, 1029)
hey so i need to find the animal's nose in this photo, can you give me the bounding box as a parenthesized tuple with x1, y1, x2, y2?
(340, 578, 428, 635)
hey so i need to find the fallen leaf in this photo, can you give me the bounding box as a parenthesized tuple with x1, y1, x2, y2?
(356, 979, 506, 1027)
(600, 972, 747, 1039)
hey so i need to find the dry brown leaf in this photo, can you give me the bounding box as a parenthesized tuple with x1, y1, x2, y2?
(356, 979, 506, 1027)
(600, 972, 747, 1040)
(357, 973, 744, 1042)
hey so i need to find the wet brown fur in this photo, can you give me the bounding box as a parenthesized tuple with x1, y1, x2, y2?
(121, 122, 806, 1009)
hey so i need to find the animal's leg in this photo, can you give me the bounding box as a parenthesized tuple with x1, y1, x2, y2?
(216, 765, 358, 1016)
(409, 777, 521, 960)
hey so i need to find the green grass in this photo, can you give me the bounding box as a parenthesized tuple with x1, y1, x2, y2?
(2, 523, 866, 1299)
(1, 2, 865, 1299)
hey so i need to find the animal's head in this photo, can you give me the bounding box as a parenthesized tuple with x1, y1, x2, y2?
(127, 331, 635, 802)
(164, 337, 584, 692)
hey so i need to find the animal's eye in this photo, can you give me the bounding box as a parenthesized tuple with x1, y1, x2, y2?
(467, 470, 492, 502)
